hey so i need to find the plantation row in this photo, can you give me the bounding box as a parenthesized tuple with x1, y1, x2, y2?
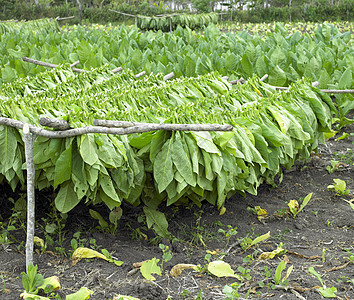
(1, 19, 353, 94)
(0, 66, 335, 227)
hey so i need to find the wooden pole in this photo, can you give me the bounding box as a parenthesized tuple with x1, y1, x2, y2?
(23, 124, 36, 271)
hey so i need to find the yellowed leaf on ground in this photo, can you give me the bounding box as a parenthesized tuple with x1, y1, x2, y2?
(207, 261, 241, 280)
(255, 206, 268, 221)
(72, 247, 108, 265)
(20, 291, 50, 299)
(34, 236, 45, 248)
(170, 264, 198, 277)
(219, 206, 226, 215)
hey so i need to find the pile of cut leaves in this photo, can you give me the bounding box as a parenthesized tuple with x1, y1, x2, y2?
(0, 66, 335, 236)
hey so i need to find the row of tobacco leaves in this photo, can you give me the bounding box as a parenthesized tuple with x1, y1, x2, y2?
(0, 64, 342, 237)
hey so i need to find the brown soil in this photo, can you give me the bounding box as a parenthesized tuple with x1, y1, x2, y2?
(0, 125, 353, 300)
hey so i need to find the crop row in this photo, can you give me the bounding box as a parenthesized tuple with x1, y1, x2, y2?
(0, 66, 334, 221)
(1, 21, 352, 92)
(136, 13, 219, 32)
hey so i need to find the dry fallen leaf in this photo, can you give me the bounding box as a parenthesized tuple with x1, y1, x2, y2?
(133, 260, 150, 269)
(170, 264, 198, 277)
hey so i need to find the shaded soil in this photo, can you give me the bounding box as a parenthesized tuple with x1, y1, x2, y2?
(0, 126, 353, 300)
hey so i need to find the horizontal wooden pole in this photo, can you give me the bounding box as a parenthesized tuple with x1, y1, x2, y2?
(93, 119, 233, 131)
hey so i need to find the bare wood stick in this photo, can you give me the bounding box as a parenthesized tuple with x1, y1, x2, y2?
(108, 9, 151, 19)
(229, 77, 246, 85)
(319, 89, 354, 94)
(163, 72, 175, 81)
(112, 67, 123, 74)
(93, 119, 233, 131)
(135, 71, 146, 78)
(23, 124, 36, 271)
(260, 74, 268, 82)
(70, 61, 80, 68)
(22, 57, 84, 73)
(312, 81, 319, 88)
(39, 117, 71, 130)
(56, 16, 75, 21)
(221, 76, 229, 81)
(23, 56, 58, 68)
(272, 85, 354, 93)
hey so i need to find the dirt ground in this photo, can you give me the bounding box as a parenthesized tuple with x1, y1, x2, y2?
(0, 123, 353, 300)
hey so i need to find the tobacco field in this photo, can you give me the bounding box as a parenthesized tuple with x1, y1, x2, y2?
(0, 18, 353, 300)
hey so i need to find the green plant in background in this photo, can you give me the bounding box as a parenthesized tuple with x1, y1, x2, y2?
(159, 243, 173, 270)
(287, 193, 313, 218)
(333, 149, 354, 166)
(327, 179, 350, 196)
(222, 282, 241, 300)
(89, 207, 123, 235)
(308, 267, 337, 298)
(40, 206, 68, 256)
(218, 224, 238, 248)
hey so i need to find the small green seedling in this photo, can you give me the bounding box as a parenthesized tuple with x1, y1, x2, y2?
(335, 132, 349, 141)
(287, 193, 312, 218)
(241, 231, 270, 251)
(326, 160, 340, 174)
(218, 225, 238, 248)
(308, 267, 337, 298)
(327, 179, 350, 196)
(21, 263, 44, 294)
(274, 260, 293, 286)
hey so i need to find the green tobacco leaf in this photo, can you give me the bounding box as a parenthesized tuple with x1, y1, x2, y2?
(54, 143, 72, 187)
(0, 126, 17, 172)
(55, 181, 80, 213)
(79, 134, 98, 166)
(338, 68, 352, 90)
(140, 258, 161, 281)
(153, 139, 174, 193)
(191, 131, 221, 155)
(143, 206, 170, 238)
(171, 132, 195, 187)
(269, 65, 287, 86)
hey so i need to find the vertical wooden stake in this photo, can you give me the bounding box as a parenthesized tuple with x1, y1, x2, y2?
(23, 123, 36, 272)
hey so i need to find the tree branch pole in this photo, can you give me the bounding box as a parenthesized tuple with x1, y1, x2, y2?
(23, 124, 36, 271)
(93, 119, 233, 131)
(0, 117, 233, 139)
